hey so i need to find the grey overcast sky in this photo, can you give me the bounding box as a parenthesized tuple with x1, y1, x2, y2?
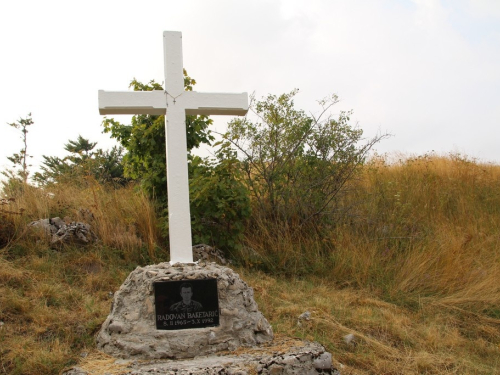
(1, 0, 499, 178)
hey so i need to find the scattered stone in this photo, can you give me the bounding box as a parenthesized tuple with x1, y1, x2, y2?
(28, 217, 97, 248)
(343, 333, 356, 345)
(63, 367, 88, 375)
(298, 311, 311, 321)
(96, 263, 273, 360)
(297, 311, 311, 327)
(51, 217, 65, 228)
(313, 352, 333, 371)
(114, 359, 132, 365)
(28, 218, 55, 236)
(193, 244, 229, 265)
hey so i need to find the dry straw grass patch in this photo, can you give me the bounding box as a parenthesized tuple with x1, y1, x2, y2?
(2, 179, 162, 260)
(239, 268, 500, 374)
(1, 153, 500, 374)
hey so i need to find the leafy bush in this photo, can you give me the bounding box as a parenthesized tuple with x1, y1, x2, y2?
(190, 148, 251, 252)
(220, 89, 387, 228)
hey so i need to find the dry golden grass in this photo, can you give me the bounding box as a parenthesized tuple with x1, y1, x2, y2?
(0, 248, 130, 374)
(235, 153, 500, 373)
(243, 153, 500, 303)
(358, 154, 500, 300)
(1, 153, 499, 374)
(240, 269, 500, 374)
(0, 179, 164, 374)
(1, 178, 162, 262)
(65, 351, 130, 375)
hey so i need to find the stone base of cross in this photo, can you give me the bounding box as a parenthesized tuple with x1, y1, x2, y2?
(98, 31, 248, 263)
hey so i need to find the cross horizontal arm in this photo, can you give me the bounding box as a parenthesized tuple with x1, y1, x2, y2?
(182, 92, 248, 116)
(99, 90, 167, 115)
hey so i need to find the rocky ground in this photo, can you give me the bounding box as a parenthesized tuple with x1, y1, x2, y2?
(64, 335, 339, 374)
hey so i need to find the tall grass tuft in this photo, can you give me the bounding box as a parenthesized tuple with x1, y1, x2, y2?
(1, 178, 163, 263)
(239, 153, 500, 310)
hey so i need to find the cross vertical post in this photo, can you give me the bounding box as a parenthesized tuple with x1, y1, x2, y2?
(162, 32, 193, 263)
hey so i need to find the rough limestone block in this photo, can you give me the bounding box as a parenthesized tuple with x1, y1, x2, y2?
(64, 337, 339, 374)
(28, 217, 97, 248)
(96, 262, 273, 359)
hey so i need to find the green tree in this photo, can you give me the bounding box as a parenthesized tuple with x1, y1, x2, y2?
(219, 89, 387, 228)
(64, 135, 97, 161)
(101, 72, 213, 205)
(33, 135, 126, 185)
(190, 148, 251, 251)
(2, 113, 34, 186)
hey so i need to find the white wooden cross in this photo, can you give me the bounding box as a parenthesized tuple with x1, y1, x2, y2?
(98, 31, 248, 263)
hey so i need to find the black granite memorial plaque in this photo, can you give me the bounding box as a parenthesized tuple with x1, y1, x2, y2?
(154, 278, 219, 330)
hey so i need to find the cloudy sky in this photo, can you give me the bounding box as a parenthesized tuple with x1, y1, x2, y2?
(1, 0, 499, 179)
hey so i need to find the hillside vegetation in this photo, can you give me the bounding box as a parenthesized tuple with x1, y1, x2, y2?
(1, 153, 499, 374)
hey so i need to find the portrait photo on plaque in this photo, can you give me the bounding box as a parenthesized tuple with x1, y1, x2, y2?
(154, 278, 219, 330)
